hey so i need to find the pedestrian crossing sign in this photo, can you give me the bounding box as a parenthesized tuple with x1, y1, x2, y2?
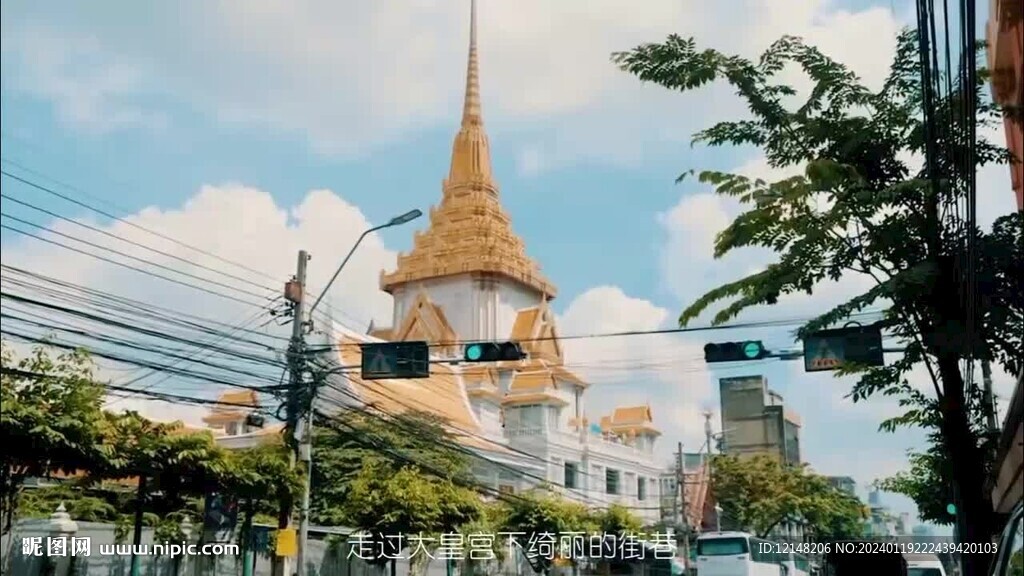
(802, 323, 884, 372)
(360, 341, 430, 380)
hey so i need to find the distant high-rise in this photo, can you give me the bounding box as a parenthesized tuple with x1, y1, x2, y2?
(826, 476, 857, 496)
(868, 489, 882, 506)
(719, 375, 802, 465)
(912, 524, 934, 537)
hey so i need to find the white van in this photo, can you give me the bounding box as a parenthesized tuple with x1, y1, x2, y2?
(695, 531, 787, 576)
(905, 553, 947, 576)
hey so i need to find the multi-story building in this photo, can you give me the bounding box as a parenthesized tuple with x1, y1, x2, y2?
(719, 376, 802, 465)
(826, 476, 857, 496)
(200, 0, 708, 527)
(659, 453, 712, 526)
(986, 0, 1023, 210)
(864, 489, 900, 536)
(987, 0, 1024, 519)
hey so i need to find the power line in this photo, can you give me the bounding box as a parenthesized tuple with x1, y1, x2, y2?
(1, 212, 275, 302)
(0, 191, 281, 297)
(319, 309, 887, 349)
(0, 167, 284, 286)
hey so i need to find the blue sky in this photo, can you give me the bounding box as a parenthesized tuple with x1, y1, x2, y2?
(1, 0, 1019, 531)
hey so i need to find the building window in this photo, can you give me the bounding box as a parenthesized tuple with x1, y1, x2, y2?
(637, 477, 646, 501)
(606, 469, 621, 495)
(564, 462, 578, 489)
(519, 404, 543, 428)
(226, 422, 238, 435)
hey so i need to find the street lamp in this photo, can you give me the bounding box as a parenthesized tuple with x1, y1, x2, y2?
(308, 208, 423, 317)
(297, 208, 421, 576)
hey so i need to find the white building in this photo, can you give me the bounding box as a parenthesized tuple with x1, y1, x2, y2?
(201, 0, 709, 526)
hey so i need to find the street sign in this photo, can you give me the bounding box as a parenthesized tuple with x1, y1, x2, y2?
(802, 323, 884, 372)
(360, 341, 430, 380)
(276, 527, 297, 556)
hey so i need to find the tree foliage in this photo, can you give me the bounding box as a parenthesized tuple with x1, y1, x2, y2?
(1, 340, 300, 542)
(495, 489, 595, 574)
(873, 432, 958, 526)
(593, 504, 643, 538)
(1, 341, 108, 535)
(614, 28, 1023, 556)
(342, 459, 482, 567)
(710, 454, 866, 539)
(310, 407, 473, 526)
(91, 412, 232, 507)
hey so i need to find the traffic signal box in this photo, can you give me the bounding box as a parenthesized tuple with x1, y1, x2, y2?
(703, 341, 768, 363)
(463, 341, 526, 362)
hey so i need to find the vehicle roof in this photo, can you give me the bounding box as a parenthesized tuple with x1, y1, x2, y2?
(696, 531, 753, 539)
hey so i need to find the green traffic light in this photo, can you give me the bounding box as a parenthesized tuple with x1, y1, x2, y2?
(946, 503, 956, 515)
(466, 345, 483, 361)
(743, 341, 762, 359)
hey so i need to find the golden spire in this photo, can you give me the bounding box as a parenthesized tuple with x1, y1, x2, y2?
(379, 0, 556, 300)
(447, 0, 494, 189)
(462, 0, 482, 127)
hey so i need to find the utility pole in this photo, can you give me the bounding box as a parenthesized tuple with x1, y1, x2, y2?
(275, 250, 310, 576)
(703, 412, 713, 458)
(296, 376, 314, 576)
(676, 442, 691, 568)
(981, 360, 998, 432)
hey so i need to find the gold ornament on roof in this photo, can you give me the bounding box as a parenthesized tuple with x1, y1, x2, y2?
(379, 0, 556, 299)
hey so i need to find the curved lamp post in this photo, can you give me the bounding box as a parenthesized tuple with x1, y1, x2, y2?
(296, 208, 421, 576)
(309, 208, 423, 318)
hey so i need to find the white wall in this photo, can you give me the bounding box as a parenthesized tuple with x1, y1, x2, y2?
(391, 275, 544, 342)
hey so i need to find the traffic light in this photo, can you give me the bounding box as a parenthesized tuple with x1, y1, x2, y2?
(463, 341, 525, 362)
(703, 341, 768, 363)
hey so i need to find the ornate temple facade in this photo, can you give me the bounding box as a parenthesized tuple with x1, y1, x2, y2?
(205, 0, 710, 526)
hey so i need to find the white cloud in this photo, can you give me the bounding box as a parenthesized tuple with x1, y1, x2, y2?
(0, 0, 906, 165)
(0, 26, 167, 133)
(1, 183, 401, 422)
(1, 184, 713, 458)
(557, 285, 712, 461)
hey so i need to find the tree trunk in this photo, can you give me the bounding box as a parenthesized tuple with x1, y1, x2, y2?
(935, 356, 996, 576)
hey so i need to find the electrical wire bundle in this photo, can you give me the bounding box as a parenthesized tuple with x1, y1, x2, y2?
(0, 149, 892, 512)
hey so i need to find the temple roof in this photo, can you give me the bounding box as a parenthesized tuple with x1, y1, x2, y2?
(379, 0, 556, 299)
(599, 404, 661, 436)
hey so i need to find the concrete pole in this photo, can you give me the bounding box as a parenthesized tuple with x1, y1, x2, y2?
(981, 360, 998, 432)
(677, 442, 691, 567)
(275, 250, 309, 576)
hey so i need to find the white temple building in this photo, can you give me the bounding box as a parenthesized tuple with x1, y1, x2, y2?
(202, 0, 710, 527)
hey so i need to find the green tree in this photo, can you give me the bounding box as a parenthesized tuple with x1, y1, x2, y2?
(225, 442, 302, 510)
(0, 341, 109, 536)
(92, 411, 233, 509)
(873, 432, 959, 525)
(342, 459, 482, 575)
(592, 504, 643, 538)
(17, 484, 120, 522)
(613, 29, 1022, 570)
(710, 455, 865, 539)
(459, 502, 509, 576)
(311, 408, 472, 526)
(496, 489, 593, 575)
